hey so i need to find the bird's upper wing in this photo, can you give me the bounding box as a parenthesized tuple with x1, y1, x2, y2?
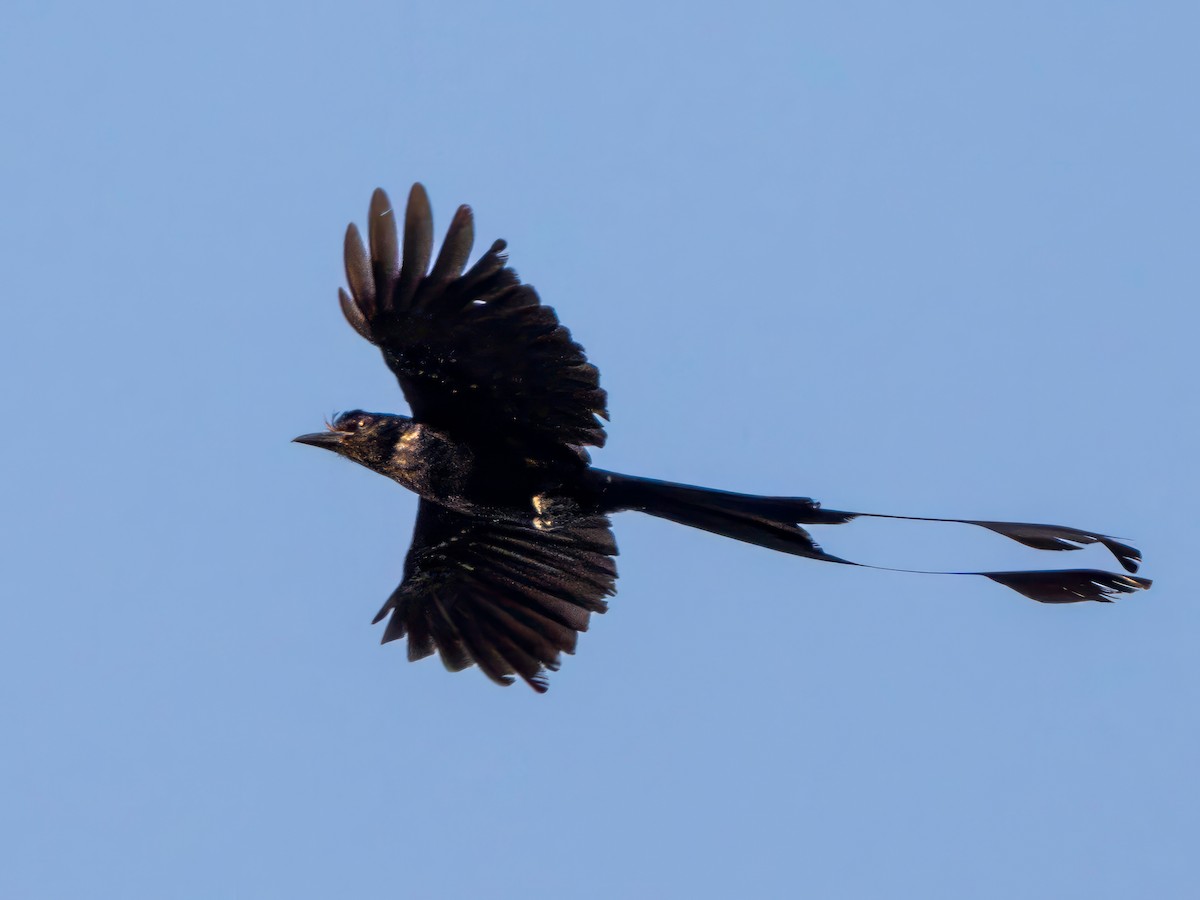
(339, 184, 608, 455)
(372, 500, 618, 692)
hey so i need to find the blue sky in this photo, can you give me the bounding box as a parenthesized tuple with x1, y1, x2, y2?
(3, 1, 1196, 897)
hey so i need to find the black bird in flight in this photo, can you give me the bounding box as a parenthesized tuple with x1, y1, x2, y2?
(295, 184, 1151, 692)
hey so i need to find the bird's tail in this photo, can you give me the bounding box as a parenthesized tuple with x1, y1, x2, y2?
(591, 470, 1151, 603)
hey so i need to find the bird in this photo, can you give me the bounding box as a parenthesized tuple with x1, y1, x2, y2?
(294, 184, 1151, 693)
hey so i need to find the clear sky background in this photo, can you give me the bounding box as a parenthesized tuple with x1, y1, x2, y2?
(3, 2, 1196, 897)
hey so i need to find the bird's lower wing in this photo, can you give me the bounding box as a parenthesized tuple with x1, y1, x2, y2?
(373, 501, 618, 692)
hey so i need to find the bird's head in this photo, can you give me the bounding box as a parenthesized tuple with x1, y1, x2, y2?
(293, 410, 414, 470)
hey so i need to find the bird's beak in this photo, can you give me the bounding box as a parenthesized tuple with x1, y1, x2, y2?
(292, 431, 346, 452)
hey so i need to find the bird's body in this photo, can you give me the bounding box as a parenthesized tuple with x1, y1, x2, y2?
(321, 413, 561, 520)
(295, 184, 1151, 692)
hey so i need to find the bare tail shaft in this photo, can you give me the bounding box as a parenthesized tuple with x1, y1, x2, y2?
(591, 470, 1150, 603)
